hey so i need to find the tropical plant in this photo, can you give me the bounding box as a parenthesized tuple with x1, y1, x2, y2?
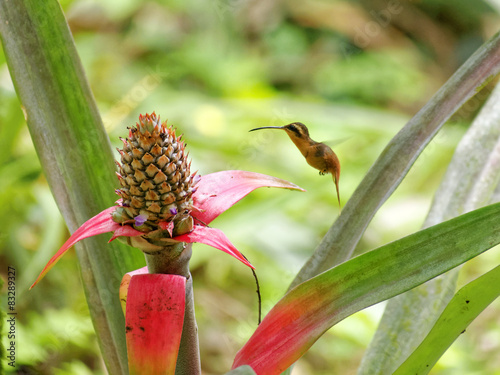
(1, 0, 499, 374)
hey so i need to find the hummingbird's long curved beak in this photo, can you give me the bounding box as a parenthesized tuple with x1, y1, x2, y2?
(249, 126, 284, 132)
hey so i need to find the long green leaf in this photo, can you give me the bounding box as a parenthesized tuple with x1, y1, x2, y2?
(233, 202, 500, 375)
(393, 264, 500, 375)
(358, 81, 500, 374)
(291, 31, 500, 288)
(0, 1, 144, 373)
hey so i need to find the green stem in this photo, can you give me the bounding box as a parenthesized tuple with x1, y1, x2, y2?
(177, 278, 201, 375)
(144, 243, 191, 276)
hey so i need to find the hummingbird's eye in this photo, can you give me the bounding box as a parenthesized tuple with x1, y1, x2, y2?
(287, 124, 301, 136)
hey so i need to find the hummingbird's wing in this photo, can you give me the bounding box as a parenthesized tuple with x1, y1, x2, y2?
(321, 136, 351, 147)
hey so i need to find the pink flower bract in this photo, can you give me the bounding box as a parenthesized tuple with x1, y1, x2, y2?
(31, 170, 304, 289)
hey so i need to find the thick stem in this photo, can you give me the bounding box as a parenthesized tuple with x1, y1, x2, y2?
(176, 278, 201, 375)
(143, 243, 201, 375)
(144, 242, 191, 276)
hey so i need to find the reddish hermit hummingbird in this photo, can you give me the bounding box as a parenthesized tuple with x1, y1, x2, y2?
(250, 122, 341, 210)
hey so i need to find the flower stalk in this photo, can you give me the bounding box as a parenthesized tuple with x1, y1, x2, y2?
(144, 242, 191, 275)
(176, 277, 202, 375)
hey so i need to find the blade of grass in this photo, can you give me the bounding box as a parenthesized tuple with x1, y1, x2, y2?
(358, 81, 500, 374)
(0, 1, 144, 373)
(291, 31, 500, 288)
(233, 202, 500, 375)
(393, 264, 500, 375)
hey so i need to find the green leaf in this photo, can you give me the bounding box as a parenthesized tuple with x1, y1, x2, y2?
(0, 1, 144, 373)
(290, 30, 500, 288)
(233, 203, 500, 374)
(393, 264, 500, 375)
(358, 81, 500, 374)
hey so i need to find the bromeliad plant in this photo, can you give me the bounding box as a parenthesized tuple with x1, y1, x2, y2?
(29, 112, 304, 373)
(3, 1, 500, 374)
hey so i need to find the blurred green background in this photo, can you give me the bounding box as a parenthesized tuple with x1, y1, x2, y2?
(1, 0, 500, 374)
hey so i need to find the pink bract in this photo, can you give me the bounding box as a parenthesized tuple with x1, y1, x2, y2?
(126, 274, 186, 374)
(31, 170, 304, 288)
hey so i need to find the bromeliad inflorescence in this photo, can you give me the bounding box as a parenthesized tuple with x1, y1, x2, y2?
(112, 113, 198, 251)
(31, 113, 304, 288)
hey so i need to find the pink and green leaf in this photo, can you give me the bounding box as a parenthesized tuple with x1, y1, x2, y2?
(192, 170, 304, 225)
(126, 274, 186, 375)
(232, 202, 500, 375)
(30, 206, 121, 289)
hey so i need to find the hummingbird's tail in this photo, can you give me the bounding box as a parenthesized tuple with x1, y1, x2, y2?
(332, 172, 341, 213)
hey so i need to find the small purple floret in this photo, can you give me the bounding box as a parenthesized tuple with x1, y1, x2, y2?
(193, 174, 201, 184)
(169, 207, 178, 215)
(134, 214, 148, 226)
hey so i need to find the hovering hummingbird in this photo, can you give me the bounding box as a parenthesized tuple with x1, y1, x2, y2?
(250, 122, 341, 210)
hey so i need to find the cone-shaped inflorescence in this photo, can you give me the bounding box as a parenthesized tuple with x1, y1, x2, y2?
(112, 113, 198, 248)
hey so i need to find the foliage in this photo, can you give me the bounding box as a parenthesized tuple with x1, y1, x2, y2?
(1, 0, 500, 374)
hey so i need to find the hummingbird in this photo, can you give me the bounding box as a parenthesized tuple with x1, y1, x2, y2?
(250, 122, 341, 210)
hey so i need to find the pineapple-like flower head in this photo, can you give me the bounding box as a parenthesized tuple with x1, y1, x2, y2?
(112, 113, 198, 250)
(31, 113, 304, 289)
